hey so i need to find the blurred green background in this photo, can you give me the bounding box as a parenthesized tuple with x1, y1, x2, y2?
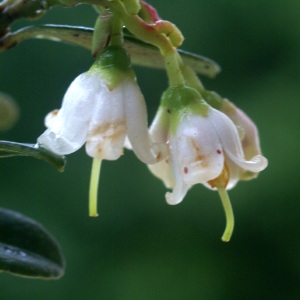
(1, 0, 300, 299)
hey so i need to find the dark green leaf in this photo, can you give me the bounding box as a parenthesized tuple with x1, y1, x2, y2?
(0, 208, 65, 279)
(0, 140, 66, 172)
(0, 24, 220, 78)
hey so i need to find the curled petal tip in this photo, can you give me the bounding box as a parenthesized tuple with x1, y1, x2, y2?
(227, 152, 268, 173)
(165, 192, 179, 205)
(135, 141, 168, 164)
(250, 155, 268, 171)
(165, 182, 188, 205)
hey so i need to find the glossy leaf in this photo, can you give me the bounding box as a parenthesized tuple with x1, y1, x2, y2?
(0, 207, 65, 279)
(0, 24, 221, 78)
(0, 140, 66, 172)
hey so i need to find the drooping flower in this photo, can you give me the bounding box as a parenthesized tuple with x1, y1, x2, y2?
(38, 47, 165, 164)
(177, 69, 266, 183)
(149, 85, 267, 203)
(37, 46, 166, 216)
(38, 72, 164, 164)
(148, 85, 268, 241)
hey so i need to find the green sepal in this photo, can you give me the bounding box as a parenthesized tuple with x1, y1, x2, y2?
(0, 207, 65, 279)
(0, 140, 66, 172)
(0, 25, 220, 78)
(202, 90, 224, 110)
(93, 46, 132, 73)
(160, 85, 209, 134)
(89, 45, 134, 89)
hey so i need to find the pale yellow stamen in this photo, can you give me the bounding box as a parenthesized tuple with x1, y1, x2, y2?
(218, 187, 235, 242)
(89, 158, 102, 217)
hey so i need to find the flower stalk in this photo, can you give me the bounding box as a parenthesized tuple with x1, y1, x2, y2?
(89, 158, 102, 217)
(218, 187, 234, 242)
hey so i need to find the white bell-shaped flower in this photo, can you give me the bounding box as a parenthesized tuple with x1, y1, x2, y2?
(148, 86, 268, 205)
(37, 45, 167, 218)
(38, 69, 165, 165)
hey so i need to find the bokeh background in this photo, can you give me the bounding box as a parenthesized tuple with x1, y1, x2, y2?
(1, 0, 300, 299)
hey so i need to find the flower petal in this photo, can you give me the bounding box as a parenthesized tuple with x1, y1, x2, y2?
(165, 181, 189, 205)
(147, 107, 173, 187)
(172, 114, 224, 186)
(125, 79, 167, 164)
(221, 99, 262, 160)
(227, 153, 268, 173)
(149, 106, 170, 143)
(203, 154, 240, 191)
(209, 107, 268, 173)
(38, 72, 98, 155)
(44, 109, 59, 128)
(148, 157, 175, 189)
(85, 81, 127, 160)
